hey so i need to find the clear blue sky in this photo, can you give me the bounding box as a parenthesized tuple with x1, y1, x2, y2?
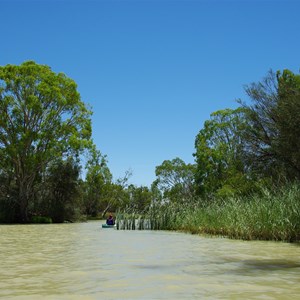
(1, 0, 300, 186)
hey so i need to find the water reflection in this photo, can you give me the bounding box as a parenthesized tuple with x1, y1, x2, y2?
(1, 222, 300, 299)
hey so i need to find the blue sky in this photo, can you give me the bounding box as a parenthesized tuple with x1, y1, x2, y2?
(1, 0, 300, 186)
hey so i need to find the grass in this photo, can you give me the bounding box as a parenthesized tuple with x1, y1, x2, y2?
(117, 183, 300, 242)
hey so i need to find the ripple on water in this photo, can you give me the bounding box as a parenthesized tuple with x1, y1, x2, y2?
(1, 223, 300, 299)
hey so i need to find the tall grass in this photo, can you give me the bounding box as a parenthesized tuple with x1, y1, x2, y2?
(117, 183, 300, 242)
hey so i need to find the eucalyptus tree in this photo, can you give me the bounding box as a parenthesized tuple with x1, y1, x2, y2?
(242, 69, 300, 182)
(127, 184, 152, 212)
(154, 157, 196, 203)
(276, 70, 300, 179)
(84, 167, 132, 218)
(0, 61, 92, 222)
(83, 146, 112, 217)
(45, 157, 82, 223)
(194, 108, 252, 198)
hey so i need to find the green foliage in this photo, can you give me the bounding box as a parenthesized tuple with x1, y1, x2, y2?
(127, 185, 152, 212)
(82, 146, 112, 217)
(242, 69, 300, 182)
(95, 171, 133, 217)
(196, 183, 300, 242)
(1, 61, 299, 230)
(82, 164, 140, 218)
(31, 216, 52, 224)
(119, 68, 300, 242)
(193, 68, 300, 200)
(154, 157, 196, 203)
(194, 108, 255, 198)
(0, 61, 92, 222)
(276, 70, 300, 179)
(122, 183, 300, 242)
(45, 157, 82, 223)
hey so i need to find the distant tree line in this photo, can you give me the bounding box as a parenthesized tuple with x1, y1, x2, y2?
(1, 61, 299, 223)
(0, 61, 155, 223)
(154, 69, 300, 203)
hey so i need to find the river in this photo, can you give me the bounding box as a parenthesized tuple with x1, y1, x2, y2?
(0, 221, 299, 299)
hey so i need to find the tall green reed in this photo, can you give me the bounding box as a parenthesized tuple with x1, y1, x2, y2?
(116, 183, 300, 242)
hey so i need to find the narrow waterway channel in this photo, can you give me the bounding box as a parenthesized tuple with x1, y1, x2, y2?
(1, 221, 299, 299)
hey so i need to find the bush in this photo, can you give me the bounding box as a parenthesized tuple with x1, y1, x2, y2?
(31, 216, 52, 224)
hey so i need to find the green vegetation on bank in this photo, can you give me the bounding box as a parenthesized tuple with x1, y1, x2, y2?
(0, 61, 300, 242)
(116, 183, 300, 242)
(31, 216, 52, 224)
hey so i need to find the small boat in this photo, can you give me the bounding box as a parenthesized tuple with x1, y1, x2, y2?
(102, 224, 115, 228)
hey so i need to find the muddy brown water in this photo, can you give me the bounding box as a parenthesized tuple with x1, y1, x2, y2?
(1, 222, 299, 299)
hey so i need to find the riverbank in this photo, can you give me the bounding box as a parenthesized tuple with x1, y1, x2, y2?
(118, 184, 300, 242)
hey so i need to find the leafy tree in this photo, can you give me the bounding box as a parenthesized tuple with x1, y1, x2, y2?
(104, 182, 130, 214)
(154, 157, 196, 203)
(45, 158, 81, 223)
(0, 61, 92, 222)
(150, 182, 163, 205)
(101, 170, 133, 215)
(84, 169, 132, 218)
(83, 147, 112, 217)
(194, 108, 253, 198)
(276, 70, 300, 179)
(242, 69, 300, 182)
(241, 70, 280, 179)
(127, 184, 152, 212)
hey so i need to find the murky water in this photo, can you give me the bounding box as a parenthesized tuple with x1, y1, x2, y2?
(0, 222, 300, 299)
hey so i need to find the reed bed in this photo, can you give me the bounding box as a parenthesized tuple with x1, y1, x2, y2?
(117, 184, 300, 242)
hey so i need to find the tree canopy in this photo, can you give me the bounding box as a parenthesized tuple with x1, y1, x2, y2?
(1, 62, 299, 223)
(154, 157, 196, 203)
(0, 61, 92, 222)
(194, 108, 253, 198)
(242, 69, 300, 182)
(193, 68, 300, 200)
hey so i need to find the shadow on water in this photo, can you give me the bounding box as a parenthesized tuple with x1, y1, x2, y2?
(133, 264, 169, 271)
(241, 259, 300, 271)
(220, 258, 300, 277)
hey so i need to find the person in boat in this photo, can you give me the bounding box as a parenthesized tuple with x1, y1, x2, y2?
(106, 214, 115, 225)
